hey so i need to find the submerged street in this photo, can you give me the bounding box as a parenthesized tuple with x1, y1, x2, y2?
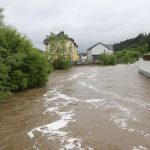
(0, 64, 150, 150)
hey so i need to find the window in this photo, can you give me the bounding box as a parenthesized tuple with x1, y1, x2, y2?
(92, 55, 99, 60)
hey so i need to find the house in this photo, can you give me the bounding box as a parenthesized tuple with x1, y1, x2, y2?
(79, 53, 87, 63)
(43, 31, 79, 63)
(87, 42, 114, 63)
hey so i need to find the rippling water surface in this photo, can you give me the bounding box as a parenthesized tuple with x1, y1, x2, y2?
(0, 64, 150, 150)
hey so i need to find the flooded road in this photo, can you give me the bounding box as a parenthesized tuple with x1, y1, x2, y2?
(0, 64, 150, 150)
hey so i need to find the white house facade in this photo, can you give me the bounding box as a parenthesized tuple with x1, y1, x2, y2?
(87, 42, 113, 63)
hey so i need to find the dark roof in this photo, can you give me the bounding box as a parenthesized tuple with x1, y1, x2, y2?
(43, 31, 78, 47)
(43, 38, 49, 45)
(87, 42, 114, 51)
(57, 31, 65, 36)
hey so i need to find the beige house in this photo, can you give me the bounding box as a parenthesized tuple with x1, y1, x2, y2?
(43, 31, 79, 63)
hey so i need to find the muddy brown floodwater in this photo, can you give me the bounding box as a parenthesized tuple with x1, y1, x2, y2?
(0, 64, 150, 150)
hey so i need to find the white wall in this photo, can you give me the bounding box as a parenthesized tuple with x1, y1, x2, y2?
(139, 58, 150, 77)
(87, 43, 113, 62)
(87, 50, 93, 61)
(91, 44, 109, 55)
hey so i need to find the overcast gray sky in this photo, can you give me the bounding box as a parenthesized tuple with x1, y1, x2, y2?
(1, 0, 150, 51)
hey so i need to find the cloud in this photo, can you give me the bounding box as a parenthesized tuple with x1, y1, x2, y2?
(1, 0, 150, 51)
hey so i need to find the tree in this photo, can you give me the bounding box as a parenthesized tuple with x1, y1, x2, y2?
(46, 32, 72, 69)
(142, 43, 149, 54)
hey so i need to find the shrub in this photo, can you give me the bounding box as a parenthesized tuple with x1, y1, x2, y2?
(100, 53, 109, 65)
(108, 54, 117, 65)
(52, 56, 72, 70)
(100, 53, 117, 65)
(114, 50, 140, 64)
(0, 26, 51, 101)
(122, 53, 131, 64)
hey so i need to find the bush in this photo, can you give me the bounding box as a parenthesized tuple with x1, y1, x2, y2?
(122, 53, 130, 64)
(108, 54, 117, 65)
(100, 53, 117, 65)
(100, 53, 109, 65)
(0, 26, 51, 101)
(52, 56, 72, 70)
(114, 50, 140, 64)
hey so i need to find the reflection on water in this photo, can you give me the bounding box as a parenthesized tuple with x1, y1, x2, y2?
(0, 64, 150, 150)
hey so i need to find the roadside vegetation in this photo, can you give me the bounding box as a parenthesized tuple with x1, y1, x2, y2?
(113, 34, 150, 63)
(100, 33, 150, 65)
(0, 8, 51, 102)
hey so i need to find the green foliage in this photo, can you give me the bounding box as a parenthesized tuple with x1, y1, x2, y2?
(100, 53, 108, 65)
(46, 32, 72, 69)
(114, 50, 141, 64)
(100, 53, 117, 65)
(122, 53, 130, 64)
(0, 26, 51, 101)
(52, 56, 72, 70)
(113, 33, 150, 62)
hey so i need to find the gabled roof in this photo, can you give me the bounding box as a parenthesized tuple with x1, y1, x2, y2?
(87, 42, 114, 51)
(43, 31, 78, 47)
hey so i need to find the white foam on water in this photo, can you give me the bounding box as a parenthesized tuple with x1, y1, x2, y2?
(103, 90, 150, 111)
(110, 102, 139, 131)
(67, 72, 85, 81)
(60, 138, 94, 150)
(73, 82, 150, 139)
(33, 143, 40, 150)
(78, 81, 99, 92)
(68, 74, 78, 81)
(45, 87, 80, 103)
(45, 107, 58, 113)
(128, 128, 135, 132)
(87, 85, 99, 92)
(27, 110, 75, 139)
(132, 146, 148, 150)
(88, 74, 97, 81)
(43, 93, 48, 97)
(86, 99, 103, 103)
(144, 134, 150, 137)
(85, 99, 105, 108)
(113, 118, 128, 129)
(78, 81, 87, 87)
(28, 86, 95, 150)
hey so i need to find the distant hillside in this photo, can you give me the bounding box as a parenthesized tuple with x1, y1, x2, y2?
(113, 33, 150, 53)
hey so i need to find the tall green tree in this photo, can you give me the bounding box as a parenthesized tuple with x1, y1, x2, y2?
(46, 33, 72, 69)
